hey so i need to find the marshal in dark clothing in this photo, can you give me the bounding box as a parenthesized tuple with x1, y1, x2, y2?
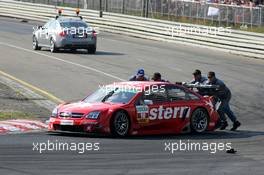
(206, 71, 241, 131)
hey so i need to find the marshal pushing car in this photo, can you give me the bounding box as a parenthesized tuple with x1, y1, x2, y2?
(48, 81, 220, 137)
(32, 9, 97, 54)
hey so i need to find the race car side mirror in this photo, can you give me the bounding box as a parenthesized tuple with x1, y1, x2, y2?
(144, 100, 153, 105)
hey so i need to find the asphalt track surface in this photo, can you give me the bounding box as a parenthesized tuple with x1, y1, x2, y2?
(0, 17, 264, 175)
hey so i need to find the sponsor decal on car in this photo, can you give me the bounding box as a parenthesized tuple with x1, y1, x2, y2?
(149, 106, 191, 120)
(205, 99, 221, 114)
(136, 105, 149, 124)
(136, 105, 149, 114)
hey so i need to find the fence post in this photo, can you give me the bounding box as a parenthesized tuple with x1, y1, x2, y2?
(99, 0, 103, 17)
(226, 6, 228, 26)
(218, 5, 221, 26)
(175, 1, 178, 18)
(204, 3, 206, 25)
(161, 0, 163, 17)
(155, 0, 157, 17)
(260, 7, 262, 26)
(146, 0, 149, 18)
(250, 7, 253, 28)
(167, 0, 170, 20)
(183, 1, 185, 18)
(189, 2, 192, 23)
(142, 0, 146, 17)
(196, 3, 198, 23)
(122, 0, 125, 14)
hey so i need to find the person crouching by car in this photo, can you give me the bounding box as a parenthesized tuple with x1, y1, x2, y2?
(206, 71, 241, 131)
(129, 68, 149, 81)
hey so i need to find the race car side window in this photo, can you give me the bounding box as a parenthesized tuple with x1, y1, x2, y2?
(167, 85, 199, 101)
(188, 93, 200, 100)
(143, 87, 168, 104)
(134, 93, 144, 106)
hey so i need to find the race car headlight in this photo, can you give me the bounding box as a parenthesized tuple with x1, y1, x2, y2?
(86, 111, 100, 119)
(51, 107, 59, 117)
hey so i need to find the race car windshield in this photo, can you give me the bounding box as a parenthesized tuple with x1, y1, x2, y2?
(83, 88, 137, 104)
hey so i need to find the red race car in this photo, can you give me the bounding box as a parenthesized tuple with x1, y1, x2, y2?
(48, 81, 220, 137)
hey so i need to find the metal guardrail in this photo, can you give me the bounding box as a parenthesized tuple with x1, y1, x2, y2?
(16, 0, 264, 27)
(0, 0, 263, 59)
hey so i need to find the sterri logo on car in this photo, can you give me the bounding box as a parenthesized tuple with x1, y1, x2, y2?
(149, 106, 191, 120)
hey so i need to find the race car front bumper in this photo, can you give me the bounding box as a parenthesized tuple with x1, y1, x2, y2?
(48, 118, 107, 133)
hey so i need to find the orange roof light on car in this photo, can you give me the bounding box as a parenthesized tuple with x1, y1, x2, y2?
(75, 8, 80, 16)
(58, 8, 63, 16)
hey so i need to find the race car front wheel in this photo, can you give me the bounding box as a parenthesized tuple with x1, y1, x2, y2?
(111, 111, 130, 137)
(190, 108, 209, 133)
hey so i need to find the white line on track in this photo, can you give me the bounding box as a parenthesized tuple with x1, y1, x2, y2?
(0, 42, 126, 81)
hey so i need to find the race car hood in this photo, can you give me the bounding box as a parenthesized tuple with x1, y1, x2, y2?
(58, 101, 124, 114)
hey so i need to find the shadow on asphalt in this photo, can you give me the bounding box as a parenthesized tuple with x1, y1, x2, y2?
(94, 51, 125, 56)
(46, 130, 264, 140)
(39, 49, 124, 56)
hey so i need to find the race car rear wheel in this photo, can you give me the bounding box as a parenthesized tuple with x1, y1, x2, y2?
(111, 111, 130, 137)
(70, 48, 77, 53)
(87, 45, 96, 54)
(50, 39, 58, 53)
(190, 108, 209, 133)
(33, 36, 41, 50)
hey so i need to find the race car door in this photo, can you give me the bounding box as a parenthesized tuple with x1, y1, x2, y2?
(166, 85, 193, 133)
(135, 85, 171, 133)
